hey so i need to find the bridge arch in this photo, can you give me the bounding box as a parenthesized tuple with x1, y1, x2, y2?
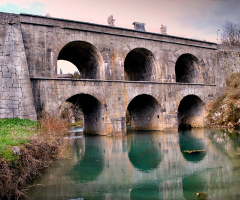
(124, 48, 157, 81)
(66, 93, 103, 134)
(127, 94, 162, 131)
(175, 53, 202, 83)
(57, 41, 103, 79)
(178, 95, 204, 128)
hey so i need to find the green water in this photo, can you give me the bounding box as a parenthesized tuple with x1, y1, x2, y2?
(26, 128, 240, 200)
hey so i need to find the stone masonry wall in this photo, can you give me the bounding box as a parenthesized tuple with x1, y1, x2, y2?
(216, 45, 240, 95)
(0, 13, 37, 120)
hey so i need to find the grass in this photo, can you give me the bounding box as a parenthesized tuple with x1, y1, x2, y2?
(0, 118, 37, 161)
(70, 120, 83, 127)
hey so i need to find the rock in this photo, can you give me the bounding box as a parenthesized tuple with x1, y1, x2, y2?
(227, 122, 234, 127)
(12, 146, 21, 155)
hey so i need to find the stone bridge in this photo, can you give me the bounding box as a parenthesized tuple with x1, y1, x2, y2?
(0, 12, 217, 135)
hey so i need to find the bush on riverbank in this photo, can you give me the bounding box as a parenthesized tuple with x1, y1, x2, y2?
(207, 72, 240, 128)
(0, 116, 70, 200)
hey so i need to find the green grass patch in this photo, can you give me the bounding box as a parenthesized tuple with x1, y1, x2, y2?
(70, 120, 83, 127)
(0, 118, 37, 161)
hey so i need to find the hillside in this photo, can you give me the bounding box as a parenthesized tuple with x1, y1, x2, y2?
(207, 73, 240, 128)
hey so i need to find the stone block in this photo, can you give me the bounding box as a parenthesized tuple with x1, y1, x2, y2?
(3, 72, 11, 78)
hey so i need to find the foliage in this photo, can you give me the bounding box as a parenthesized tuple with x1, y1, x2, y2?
(221, 21, 240, 46)
(72, 71, 81, 79)
(38, 113, 70, 141)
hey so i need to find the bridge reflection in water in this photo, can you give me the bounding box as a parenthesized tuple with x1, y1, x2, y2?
(26, 129, 240, 200)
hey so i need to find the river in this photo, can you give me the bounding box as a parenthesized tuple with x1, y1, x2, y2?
(25, 128, 240, 200)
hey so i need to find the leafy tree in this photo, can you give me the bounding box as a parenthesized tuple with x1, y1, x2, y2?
(72, 71, 81, 79)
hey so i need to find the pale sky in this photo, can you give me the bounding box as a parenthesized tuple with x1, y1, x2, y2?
(1, 0, 240, 43)
(1, 0, 239, 73)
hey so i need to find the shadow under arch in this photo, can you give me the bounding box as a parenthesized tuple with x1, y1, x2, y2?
(175, 53, 202, 83)
(179, 129, 207, 163)
(127, 94, 162, 131)
(66, 93, 102, 134)
(57, 41, 103, 79)
(124, 48, 157, 81)
(128, 132, 163, 172)
(69, 136, 104, 183)
(178, 95, 204, 128)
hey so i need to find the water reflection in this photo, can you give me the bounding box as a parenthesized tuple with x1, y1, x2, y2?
(179, 129, 207, 163)
(182, 173, 207, 200)
(128, 131, 163, 172)
(25, 128, 240, 200)
(130, 183, 163, 200)
(70, 136, 104, 183)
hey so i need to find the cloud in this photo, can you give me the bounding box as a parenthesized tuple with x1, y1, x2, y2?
(0, 2, 45, 15)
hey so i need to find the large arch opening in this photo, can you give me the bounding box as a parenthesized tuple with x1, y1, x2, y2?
(175, 53, 202, 83)
(178, 95, 204, 128)
(66, 94, 102, 134)
(124, 48, 157, 81)
(127, 94, 162, 131)
(57, 41, 102, 79)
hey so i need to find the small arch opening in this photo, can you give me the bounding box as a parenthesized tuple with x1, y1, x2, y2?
(178, 95, 204, 128)
(124, 48, 157, 81)
(57, 41, 102, 79)
(175, 53, 201, 83)
(127, 94, 161, 131)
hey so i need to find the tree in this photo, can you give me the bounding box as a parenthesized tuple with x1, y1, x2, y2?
(72, 71, 81, 79)
(221, 21, 240, 46)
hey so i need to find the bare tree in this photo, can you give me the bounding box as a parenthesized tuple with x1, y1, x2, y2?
(221, 21, 240, 46)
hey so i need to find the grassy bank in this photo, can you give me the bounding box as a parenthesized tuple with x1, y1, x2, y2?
(0, 116, 69, 200)
(0, 118, 37, 161)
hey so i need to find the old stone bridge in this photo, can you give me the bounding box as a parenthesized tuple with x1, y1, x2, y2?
(0, 12, 218, 135)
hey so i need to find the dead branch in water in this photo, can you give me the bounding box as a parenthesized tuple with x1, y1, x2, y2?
(184, 150, 206, 154)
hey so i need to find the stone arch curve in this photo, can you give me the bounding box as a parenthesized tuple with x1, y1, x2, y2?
(56, 40, 104, 79)
(65, 93, 103, 134)
(177, 95, 205, 128)
(175, 53, 203, 83)
(124, 48, 157, 81)
(127, 94, 162, 131)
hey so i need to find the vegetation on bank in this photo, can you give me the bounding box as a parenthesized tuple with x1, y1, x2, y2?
(207, 72, 240, 128)
(0, 116, 70, 200)
(0, 118, 37, 161)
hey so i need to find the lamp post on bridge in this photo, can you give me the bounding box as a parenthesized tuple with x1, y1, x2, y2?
(217, 29, 220, 44)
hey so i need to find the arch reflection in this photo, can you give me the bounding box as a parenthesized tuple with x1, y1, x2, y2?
(70, 136, 104, 183)
(128, 132, 162, 172)
(179, 129, 207, 163)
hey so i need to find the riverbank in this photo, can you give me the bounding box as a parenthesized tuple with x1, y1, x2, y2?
(0, 117, 69, 200)
(207, 72, 240, 129)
